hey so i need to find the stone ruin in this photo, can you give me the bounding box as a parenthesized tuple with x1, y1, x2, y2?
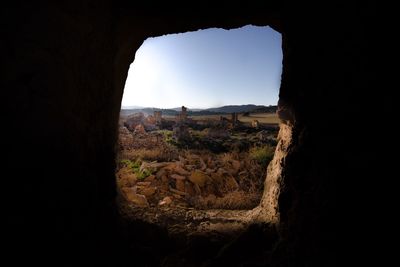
(252, 119, 259, 128)
(176, 106, 188, 123)
(154, 111, 162, 124)
(173, 124, 192, 143)
(123, 112, 162, 133)
(219, 112, 239, 129)
(231, 112, 238, 126)
(124, 112, 145, 131)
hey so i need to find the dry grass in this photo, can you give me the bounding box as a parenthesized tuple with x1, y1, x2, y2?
(189, 114, 231, 121)
(120, 148, 178, 162)
(188, 112, 279, 124)
(238, 113, 280, 124)
(220, 152, 239, 163)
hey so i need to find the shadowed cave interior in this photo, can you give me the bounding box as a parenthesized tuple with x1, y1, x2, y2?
(1, 1, 378, 266)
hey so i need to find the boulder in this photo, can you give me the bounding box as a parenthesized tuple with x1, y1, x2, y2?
(116, 167, 131, 177)
(211, 169, 239, 192)
(136, 181, 151, 186)
(156, 169, 167, 179)
(138, 186, 156, 197)
(178, 155, 187, 164)
(224, 175, 239, 191)
(175, 179, 185, 192)
(174, 165, 190, 176)
(159, 196, 172, 206)
(205, 168, 215, 175)
(170, 187, 187, 196)
(185, 182, 196, 196)
(144, 175, 155, 183)
(121, 187, 149, 207)
(189, 170, 209, 187)
(210, 172, 224, 183)
(134, 124, 146, 134)
(170, 174, 186, 180)
(142, 162, 171, 172)
(199, 158, 207, 171)
(231, 160, 241, 172)
(117, 172, 137, 188)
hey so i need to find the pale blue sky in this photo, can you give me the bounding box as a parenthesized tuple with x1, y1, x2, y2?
(122, 25, 282, 109)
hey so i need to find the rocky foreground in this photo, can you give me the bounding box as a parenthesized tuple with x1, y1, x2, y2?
(116, 152, 259, 210)
(116, 119, 278, 235)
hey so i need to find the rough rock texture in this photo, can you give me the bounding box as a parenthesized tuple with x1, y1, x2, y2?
(2, 1, 379, 266)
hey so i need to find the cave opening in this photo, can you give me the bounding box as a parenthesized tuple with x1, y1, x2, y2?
(116, 25, 282, 236)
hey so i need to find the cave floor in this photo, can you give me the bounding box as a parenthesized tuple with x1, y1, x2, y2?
(116, 197, 275, 266)
(118, 197, 254, 238)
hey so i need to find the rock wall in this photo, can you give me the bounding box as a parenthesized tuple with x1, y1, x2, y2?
(1, 1, 377, 266)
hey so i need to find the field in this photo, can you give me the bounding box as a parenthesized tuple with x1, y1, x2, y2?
(163, 112, 280, 125)
(237, 113, 280, 124)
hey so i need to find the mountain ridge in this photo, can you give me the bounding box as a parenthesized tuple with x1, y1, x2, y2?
(120, 104, 277, 116)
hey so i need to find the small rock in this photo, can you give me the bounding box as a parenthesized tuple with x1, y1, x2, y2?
(224, 176, 239, 191)
(185, 165, 196, 171)
(205, 168, 214, 175)
(116, 167, 131, 177)
(164, 162, 177, 171)
(206, 194, 217, 205)
(159, 196, 172, 206)
(179, 155, 186, 164)
(173, 194, 182, 199)
(117, 173, 137, 187)
(161, 175, 169, 183)
(136, 181, 151, 186)
(174, 165, 190, 176)
(144, 174, 155, 183)
(170, 174, 186, 180)
(199, 158, 207, 171)
(138, 186, 156, 197)
(185, 182, 196, 196)
(170, 187, 188, 196)
(156, 169, 167, 179)
(217, 168, 229, 176)
(210, 172, 223, 183)
(231, 160, 241, 171)
(121, 187, 149, 207)
(194, 184, 201, 195)
(176, 179, 185, 192)
(189, 170, 209, 187)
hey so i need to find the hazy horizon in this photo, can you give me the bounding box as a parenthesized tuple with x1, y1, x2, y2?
(121, 103, 276, 110)
(122, 25, 282, 109)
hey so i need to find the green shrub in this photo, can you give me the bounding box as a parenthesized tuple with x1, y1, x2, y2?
(120, 159, 153, 179)
(120, 159, 140, 171)
(136, 168, 153, 180)
(156, 130, 176, 146)
(249, 145, 275, 168)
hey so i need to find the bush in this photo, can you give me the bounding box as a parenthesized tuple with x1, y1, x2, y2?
(119, 159, 154, 180)
(120, 159, 140, 170)
(249, 145, 275, 168)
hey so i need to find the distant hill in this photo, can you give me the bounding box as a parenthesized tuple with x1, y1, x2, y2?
(250, 105, 278, 113)
(120, 104, 277, 116)
(121, 105, 145, 109)
(120, 108, 178, 116)
(204, 104, 272, 114)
